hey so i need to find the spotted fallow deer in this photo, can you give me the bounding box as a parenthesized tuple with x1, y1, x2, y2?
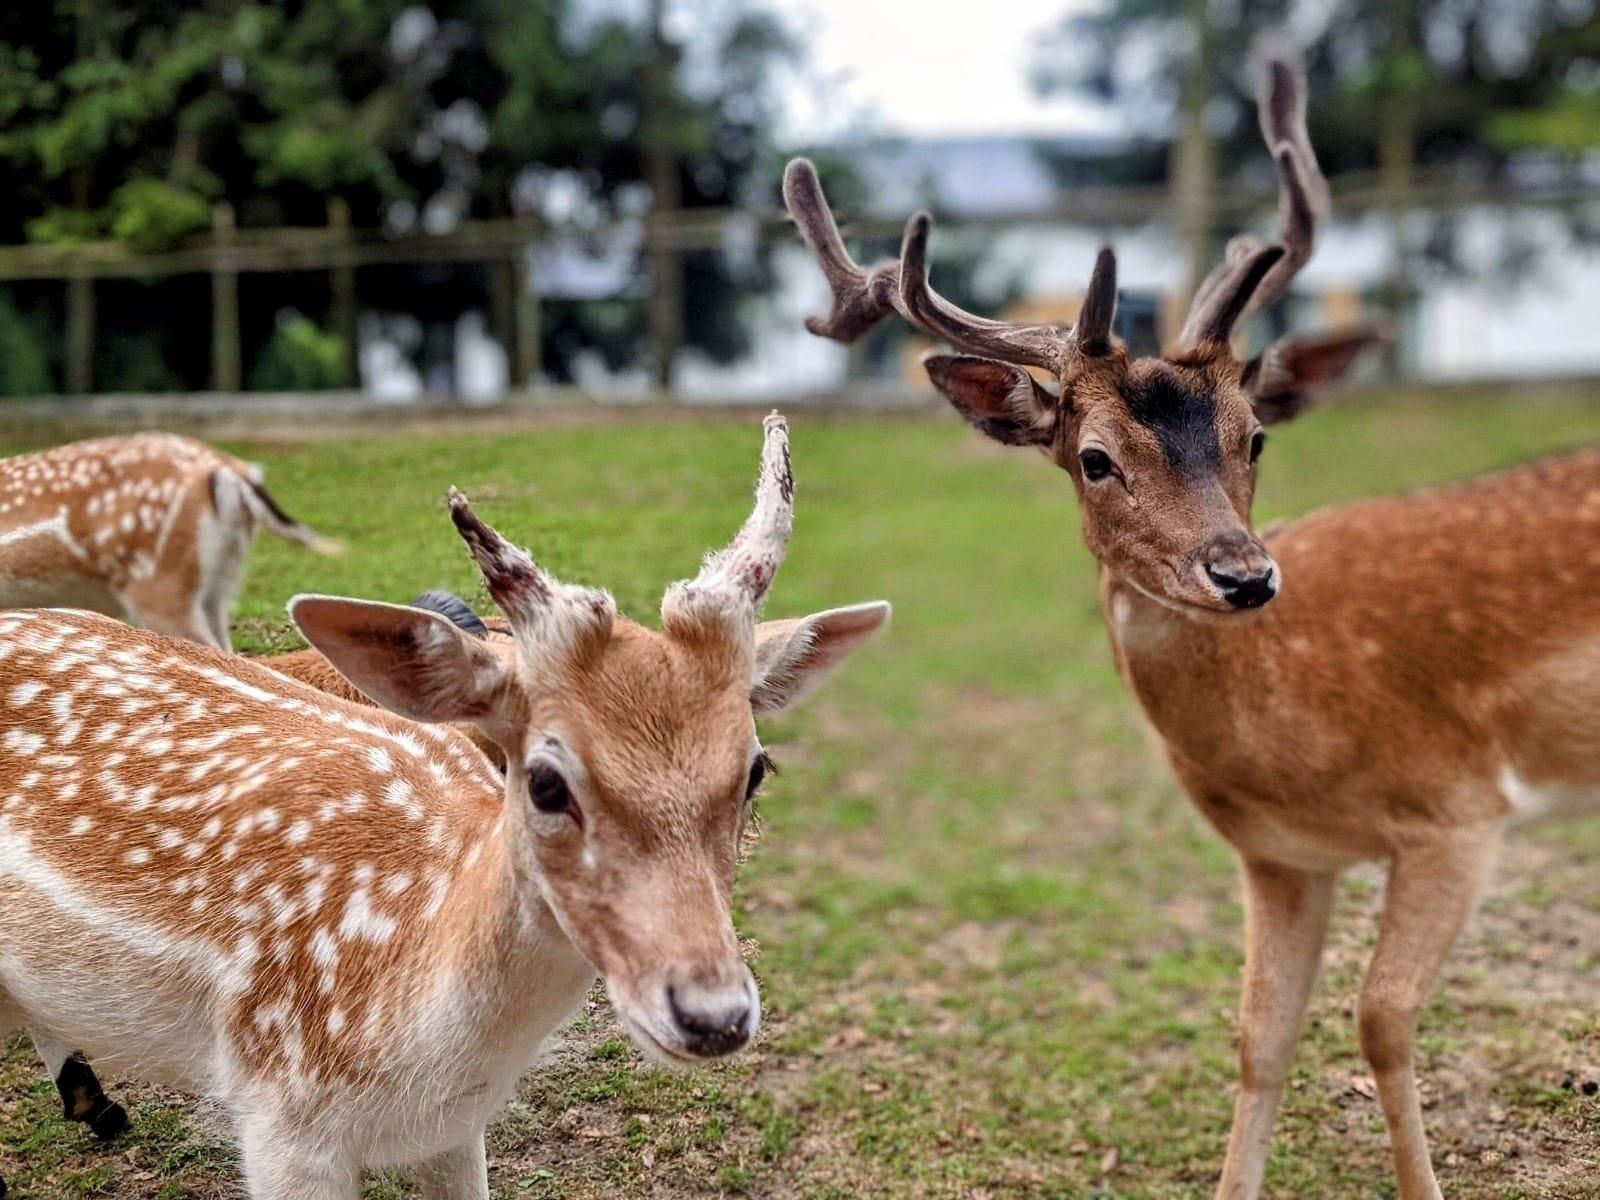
(784, 50, 1599, 1200)
(0, 414, 890, 1199)
(0, 432, 340, 651)
(4, 589, 516, 1163)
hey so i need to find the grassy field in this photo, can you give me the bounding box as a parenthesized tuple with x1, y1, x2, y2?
(0, 395, 1597, 1199)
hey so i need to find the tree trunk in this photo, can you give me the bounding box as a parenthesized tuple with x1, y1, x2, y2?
(1168, 0, 1217, 337)
(644, 0, 682, 393)
(1377, 3, 1417, 376)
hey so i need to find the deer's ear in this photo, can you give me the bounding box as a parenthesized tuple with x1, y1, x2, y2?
(289, 595, 511, 726)
(1242, 328, 1385, 425)
(751, 602, 890, 715)
(923, 354, 1057, 447)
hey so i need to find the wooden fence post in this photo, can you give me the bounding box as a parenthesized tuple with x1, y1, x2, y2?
(211, 202, 241, 393)
(514, 250, 540, 388)
(65, 272, 95, 394)
(489, 256, 516, 390)
(327, 197, 359, 387)
(644, 0, 682, 393)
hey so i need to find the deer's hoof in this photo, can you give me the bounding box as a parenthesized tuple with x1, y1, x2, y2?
(90, 1099, 130, 1141)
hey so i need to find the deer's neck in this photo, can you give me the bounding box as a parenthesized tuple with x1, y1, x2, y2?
(1099, 571, 1272, 756)
(412, 819, 595, 1080)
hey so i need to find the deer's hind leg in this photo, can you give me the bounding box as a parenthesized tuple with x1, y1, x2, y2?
(191, 469, 256, 653)
(28, 1027, 129, 1141)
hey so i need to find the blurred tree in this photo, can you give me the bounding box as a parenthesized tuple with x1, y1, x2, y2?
(1488, 9, 1600, 154)
(1033, 0, 1600, 350)
(0, 0, 801, 389)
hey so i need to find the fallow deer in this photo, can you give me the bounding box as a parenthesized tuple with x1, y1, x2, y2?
(12, 589, 516, 1157)
(0, 414, 890, 1198)
(783, 51, 1598, 1200)
(0, 432, 341, 652)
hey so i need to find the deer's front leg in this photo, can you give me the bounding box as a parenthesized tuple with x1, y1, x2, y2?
(238, 1116, 358, 1200)
(1359, 828, 1500, 1200)
(1215, 859, 1336, 1200)
(416, 1131, 489, 1200)
(27, 1029, 129, 1141)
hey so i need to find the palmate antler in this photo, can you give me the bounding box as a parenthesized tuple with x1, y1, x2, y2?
(1176, 49, 1329, 349)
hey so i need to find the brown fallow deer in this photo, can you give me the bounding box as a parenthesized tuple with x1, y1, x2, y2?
(0, 432, 341, 652)
(0, 414, 890, 1199)
(784, 50, 1599, 1200)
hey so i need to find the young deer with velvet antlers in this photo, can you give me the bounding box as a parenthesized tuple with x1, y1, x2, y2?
(0, 432, 340, 652)
(785, 51, 1599, 1200)
(0, 415, 889, 1199)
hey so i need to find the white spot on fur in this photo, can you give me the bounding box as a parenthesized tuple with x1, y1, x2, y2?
(338, 889, 396, 943)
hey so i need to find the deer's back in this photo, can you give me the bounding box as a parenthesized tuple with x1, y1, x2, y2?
(0, 608, 504, 1088)
(0, 434, 234, 598)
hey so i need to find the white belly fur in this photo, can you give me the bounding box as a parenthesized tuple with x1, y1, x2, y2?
(1500, 765, 1600, 826)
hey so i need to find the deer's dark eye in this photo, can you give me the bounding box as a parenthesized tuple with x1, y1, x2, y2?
(1249, 431, 1267, 463)
(529, 765, 572, 814)
(746, 751, 776, 802)
(1078, 448, 1115, 482)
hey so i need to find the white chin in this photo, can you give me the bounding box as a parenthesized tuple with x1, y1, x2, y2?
(613, 1007, 697, 1067)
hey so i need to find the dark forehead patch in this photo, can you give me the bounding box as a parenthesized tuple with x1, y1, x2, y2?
(1122, 366, 1222, 475)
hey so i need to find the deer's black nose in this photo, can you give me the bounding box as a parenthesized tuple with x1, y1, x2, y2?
(1205, 561, 1278, 608)
(666, 979, 756, 1058)
(1201, 534, 1279, 609)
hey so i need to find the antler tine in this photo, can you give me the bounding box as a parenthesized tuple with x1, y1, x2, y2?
(1190, 245, 1286, 346)
(1177, 47, 1328, 350)
(782, 158, 907, 343)
(667, 412, 794, 626)
(898, 212, 1074, 372)
(1075, 248, 1119, 355)
(786, 157, 1094, 373)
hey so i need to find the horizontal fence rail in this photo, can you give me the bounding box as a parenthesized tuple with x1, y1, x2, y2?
(1, 162, 1596, 404)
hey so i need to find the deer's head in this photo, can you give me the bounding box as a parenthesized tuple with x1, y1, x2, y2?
(290, 415, 889, 1062)
(786, 52, 1380, 615)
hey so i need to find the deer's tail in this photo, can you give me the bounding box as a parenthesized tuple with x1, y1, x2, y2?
(217, 466, 344, 556)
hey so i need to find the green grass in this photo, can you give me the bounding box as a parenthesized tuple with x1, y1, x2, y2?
(1, 393, 1598, 1198)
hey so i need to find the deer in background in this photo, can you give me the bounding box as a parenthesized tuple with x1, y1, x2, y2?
(0, 414, 890, 1199)
(0, 432, 341, 651)
(784, 49, 1599, 1200)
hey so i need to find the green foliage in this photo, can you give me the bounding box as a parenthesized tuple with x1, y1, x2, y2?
(109, 178, 212, 251)
(23, 208, 101, 248)
(98, 332, 182, 394)
(247, 310, 348, 392)
(0, 289, 54, 397)
(1033, 0, 1600, 174)
(1490, 85, 1600, 153)
(0, 0, 805, 387)
(1488, 13, 1600, 154)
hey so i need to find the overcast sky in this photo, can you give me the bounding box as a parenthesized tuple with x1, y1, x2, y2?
(764, 0, 1118, 141)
